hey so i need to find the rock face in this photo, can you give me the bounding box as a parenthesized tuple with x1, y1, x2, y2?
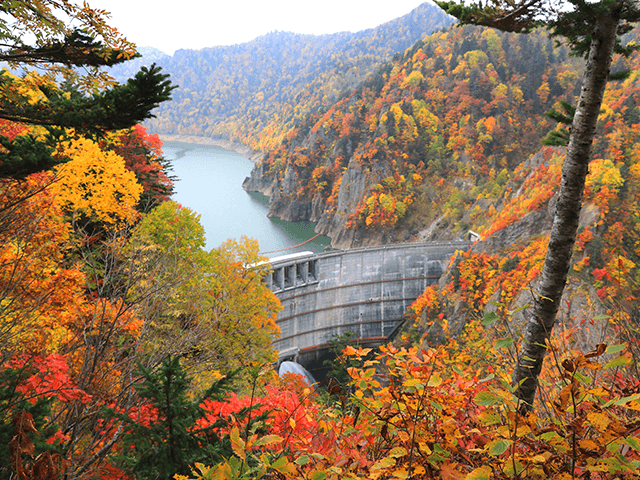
(410, 148, 608, 354)
(243, 148, 381, 248)
(316, 158, 371, 249)
(244, 155, 400, 249)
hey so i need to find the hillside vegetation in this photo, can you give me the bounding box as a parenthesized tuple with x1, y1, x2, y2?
(111, 3, 453, 152)
(244, 25, 586, 244)
(243, 18, 640, 360)
(2, 2, 640, 479)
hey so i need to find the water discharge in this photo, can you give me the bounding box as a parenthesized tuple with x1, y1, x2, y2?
(163, 140, 331, 254)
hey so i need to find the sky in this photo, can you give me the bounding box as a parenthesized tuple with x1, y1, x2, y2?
(88, 1, 433, 55)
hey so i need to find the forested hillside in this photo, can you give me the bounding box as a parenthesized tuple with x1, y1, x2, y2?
(111, 2, 453, 152)
(244, 25, 586, 245)
(3, 1, 640, 479)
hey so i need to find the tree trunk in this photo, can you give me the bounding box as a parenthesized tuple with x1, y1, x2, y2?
(513, 7, 622, 413)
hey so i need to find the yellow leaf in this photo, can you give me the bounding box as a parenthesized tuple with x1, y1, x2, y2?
(626, 400, 640, 411)
(587, 411, 611, 432)
(530, 454, 550, 463)
(419, 443, 432, 455)
(371, 456, 396, 471)
(253, 434, 283, 447)
(272, 457, 296, 475)
(578, 439, 600, 451)
(53, 137, 142, 226)
(478, 408, 501, 426)
(403, 378, 423, 388)
(412, 465, 426, 475)
(552, 474, 573, 480)
(230, 427, 246, 461)
(393, 467, 409, 479)
(428, 373, 443, 387)
(388, 446, 407, 458)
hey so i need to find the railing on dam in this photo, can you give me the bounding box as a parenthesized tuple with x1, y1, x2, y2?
(266, 241, 471, 367)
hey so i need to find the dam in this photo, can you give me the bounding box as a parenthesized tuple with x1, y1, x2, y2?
(266, 241, 471, 375)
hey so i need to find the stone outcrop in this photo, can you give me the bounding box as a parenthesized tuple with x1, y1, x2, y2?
(243, 147, 387, 249)
(412, 149, 607, 353)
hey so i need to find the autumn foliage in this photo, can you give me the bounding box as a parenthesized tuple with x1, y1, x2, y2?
(3, 6, 640, 480)
(0, 110, 281, 478)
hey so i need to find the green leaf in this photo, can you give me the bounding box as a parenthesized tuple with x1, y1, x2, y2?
(573, 371, 593, 384)
(466, 465, 492, 480)
(605, 344, 627, 354)
(474, 390, 499, 406)
(613, 393, 640, 407)
(503, 459, 526, 476)
(481, 311, 500, 326)
(604, 355, 632, 369)
(495, 337, 514, 349)
(479, 373, 495, 383)
(310, 472, 327, 480)
(427, 443, 450, 462)
(487, 438, 511, 456)
(253, 434, 283, 447)
(295, 454, 310, 465)
(623, 436, 640, 453)
(510, 304, 529, 315)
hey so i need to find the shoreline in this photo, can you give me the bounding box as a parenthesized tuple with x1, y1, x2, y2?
(159, 134, 263, 162)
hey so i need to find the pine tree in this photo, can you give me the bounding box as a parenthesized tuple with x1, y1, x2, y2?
(0, 1, 176, 178)
(110, 357, 236, 480)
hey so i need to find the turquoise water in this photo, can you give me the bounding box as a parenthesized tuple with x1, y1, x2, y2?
(163, 141, 331, 255)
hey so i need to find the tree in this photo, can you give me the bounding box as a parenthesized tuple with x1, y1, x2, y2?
(105, 125, 175, 209)
(0, 2, 135, 92)
(0, 1, 176, 178)
(436, 0, 640, 411)
(51, 137, 143, 226)
(129, 203, 282, 375)
(0, 173, 86, 357)
(110, 356, 237, 480)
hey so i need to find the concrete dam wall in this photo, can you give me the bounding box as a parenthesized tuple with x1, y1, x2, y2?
(266, 242, 471, 370)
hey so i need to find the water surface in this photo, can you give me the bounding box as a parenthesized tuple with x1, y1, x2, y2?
(163, 141, 331, 255)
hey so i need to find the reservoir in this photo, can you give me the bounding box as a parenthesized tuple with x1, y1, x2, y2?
(163, 141, 331, 254)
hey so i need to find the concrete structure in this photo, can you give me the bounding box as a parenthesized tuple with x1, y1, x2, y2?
(266, 242, 471, 371)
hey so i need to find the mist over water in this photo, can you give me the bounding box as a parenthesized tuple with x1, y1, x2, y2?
(163, 141, 331, 255)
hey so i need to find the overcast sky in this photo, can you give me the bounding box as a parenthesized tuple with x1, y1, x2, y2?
(88, 1, 433, 55)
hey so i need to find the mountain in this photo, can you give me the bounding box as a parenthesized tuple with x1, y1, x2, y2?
(108, 2, 454, 152)
(243, 24, 586, 248)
